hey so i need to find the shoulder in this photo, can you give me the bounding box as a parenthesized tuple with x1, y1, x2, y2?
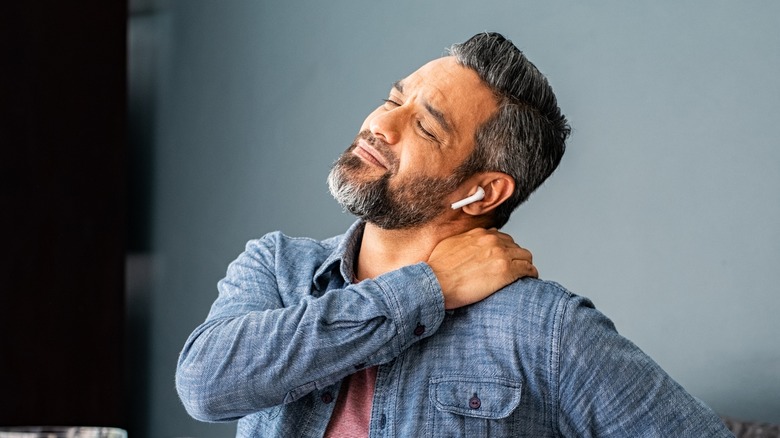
(454, 278, 596, 337)
(487, 277, 595, 313)
(242, 230, 344, 263)
(466, 278, 609, 341)
(248, 230, 343, 252)
(221, 231, 346, 290)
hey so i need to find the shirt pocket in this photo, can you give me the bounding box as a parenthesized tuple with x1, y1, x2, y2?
(428, 375, 522, 438)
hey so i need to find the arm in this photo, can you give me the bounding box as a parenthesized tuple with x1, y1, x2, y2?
(176, 228, 537, 422)
(555, 296, 733, 437)
(176, 235, 445, 421)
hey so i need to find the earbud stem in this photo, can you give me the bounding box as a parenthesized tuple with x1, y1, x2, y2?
(451, 186, 485, 210)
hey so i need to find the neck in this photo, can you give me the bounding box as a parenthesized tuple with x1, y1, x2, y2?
(355, 218, 476, 281)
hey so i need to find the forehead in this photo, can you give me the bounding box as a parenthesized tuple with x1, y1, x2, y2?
(399, 56, 497, 141)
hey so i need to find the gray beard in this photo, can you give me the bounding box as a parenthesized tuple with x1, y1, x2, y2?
(327, 133, 465, 230)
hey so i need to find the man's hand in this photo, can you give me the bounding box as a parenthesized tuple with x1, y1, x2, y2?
(427, 228, 538, 310)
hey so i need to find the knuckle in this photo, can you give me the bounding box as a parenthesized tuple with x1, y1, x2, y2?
(492, 258, 510, 271)
(479, 234, 501, 245)
(487, 246, 508, 259)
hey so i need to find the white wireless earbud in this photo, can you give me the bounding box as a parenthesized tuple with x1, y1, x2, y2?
(451, 186, 485, 210)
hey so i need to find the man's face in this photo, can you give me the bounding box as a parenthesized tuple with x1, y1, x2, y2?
(328, 56, 497, 229)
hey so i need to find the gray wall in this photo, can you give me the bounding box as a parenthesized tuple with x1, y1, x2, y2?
(129, 1, 780, 436)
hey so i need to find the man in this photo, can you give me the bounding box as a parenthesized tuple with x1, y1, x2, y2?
(176, 32, 733, 437)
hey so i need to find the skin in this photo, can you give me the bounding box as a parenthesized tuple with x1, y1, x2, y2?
(351, 57, 538, 309)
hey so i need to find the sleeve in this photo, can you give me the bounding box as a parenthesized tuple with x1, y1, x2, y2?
(175, 235, 445, 422)
(554, 296, 734, 437)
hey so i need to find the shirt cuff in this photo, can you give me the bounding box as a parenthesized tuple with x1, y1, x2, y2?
(373, 262, 445, 354)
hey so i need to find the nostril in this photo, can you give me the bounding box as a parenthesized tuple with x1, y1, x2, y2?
(369, 113, 401, 145)
(371, 129, 393, 145)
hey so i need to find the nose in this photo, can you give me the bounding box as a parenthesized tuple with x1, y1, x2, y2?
(369, 109, 401, 145)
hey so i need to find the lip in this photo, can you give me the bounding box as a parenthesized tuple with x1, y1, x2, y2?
(353, 140, 390, 170)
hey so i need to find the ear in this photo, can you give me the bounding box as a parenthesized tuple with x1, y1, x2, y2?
(460, 172, 515, 217)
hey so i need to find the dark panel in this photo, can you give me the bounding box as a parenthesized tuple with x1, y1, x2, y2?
(0, 1, 127, 428)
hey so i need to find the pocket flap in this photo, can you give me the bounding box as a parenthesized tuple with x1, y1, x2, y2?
(430, 376, 522, 419)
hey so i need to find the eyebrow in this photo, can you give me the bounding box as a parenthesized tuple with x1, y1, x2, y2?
(393, 80, 453, 135)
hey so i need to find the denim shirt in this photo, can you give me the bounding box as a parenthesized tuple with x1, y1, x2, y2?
(176, 221, 733, 437)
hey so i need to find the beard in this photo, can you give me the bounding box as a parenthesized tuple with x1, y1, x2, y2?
(327, 131, 466, 230)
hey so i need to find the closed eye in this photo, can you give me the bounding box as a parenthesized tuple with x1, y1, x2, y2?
(417, 120, 438, 142)
(382, 97, 438, 142)
(382, 98, 401, 108)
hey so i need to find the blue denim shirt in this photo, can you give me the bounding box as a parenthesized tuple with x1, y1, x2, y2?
(176, 221, 733, 437)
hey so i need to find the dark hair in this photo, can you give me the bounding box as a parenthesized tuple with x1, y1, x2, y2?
(449, 32, 570, 228)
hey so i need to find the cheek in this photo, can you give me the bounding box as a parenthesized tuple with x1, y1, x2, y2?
(396, 146, 444, 177)
(401, 142, 475, 181)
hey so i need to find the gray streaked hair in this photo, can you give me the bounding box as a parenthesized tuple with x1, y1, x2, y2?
(448, 32, 570, 228)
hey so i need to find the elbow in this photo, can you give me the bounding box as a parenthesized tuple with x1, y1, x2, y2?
(175, 320, 287, 419)
(176, 361, 236, 422)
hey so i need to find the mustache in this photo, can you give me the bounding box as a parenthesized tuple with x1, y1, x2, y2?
(352, 130, 397, 171)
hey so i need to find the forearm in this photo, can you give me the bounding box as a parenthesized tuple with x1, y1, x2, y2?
(175, 262, 444, 421)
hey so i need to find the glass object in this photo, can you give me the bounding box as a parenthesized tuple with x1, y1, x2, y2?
(0, 427, 127, 438)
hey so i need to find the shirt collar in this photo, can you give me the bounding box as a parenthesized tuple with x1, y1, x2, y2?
(312, 220, 365, 291)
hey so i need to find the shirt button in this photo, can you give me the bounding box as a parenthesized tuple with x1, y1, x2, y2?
(380, 413, 387, 428)
(469, 394, 481, 409)
(321, 392, 334, 404)
(413, 324, 426, 336)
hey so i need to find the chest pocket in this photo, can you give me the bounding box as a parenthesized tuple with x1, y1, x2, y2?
(428, 376, 522, 437)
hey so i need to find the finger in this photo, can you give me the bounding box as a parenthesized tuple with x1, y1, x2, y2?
(473, 230, 515, 246)
(493, 232, 516, 244)
(529, 263, 539, 279)
(464, 227, 488, 236)
(511, 259, 539, 279)
(503, 246, 533, 263)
